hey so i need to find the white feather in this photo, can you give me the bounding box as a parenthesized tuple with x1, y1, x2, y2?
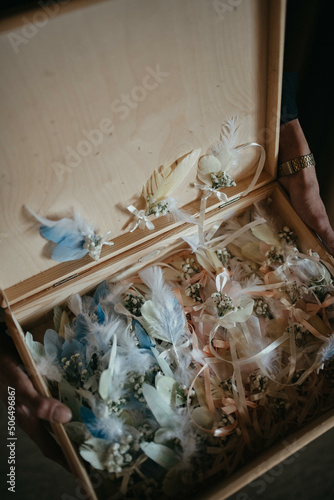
(139, 266, 186, 346)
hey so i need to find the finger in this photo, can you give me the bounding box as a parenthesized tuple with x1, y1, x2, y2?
(17, 405, 69, 470)
(12, 365, 72, 424)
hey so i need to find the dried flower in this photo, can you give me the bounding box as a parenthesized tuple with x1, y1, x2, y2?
(266, 246, 284, 265)
(185, 283, 203, 302)
(211, 171, 236, 189)
(211, 292, 238, 317)
(124, 293, 145, 316)
(253, 298, 273, 319)
(215, 248, 231, 267)
(278, 226, 297, 245)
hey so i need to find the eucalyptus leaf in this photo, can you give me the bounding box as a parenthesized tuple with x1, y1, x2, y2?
(64, 421, 90, 444)
(59, 378, 82, 421)
(142, 383, 175, 428)
(156, 376, 185, 406)
(59, 310, 70, 338)
(150, 347, 174, 378)
(192, 406, 215, 429)
(53, 306, 63, 332)
(226, 297, 254, 323)
(99, 368, 112, 401)
(241, 242, 264, 264)
(251, 224, 280, 246)
(140, 441, 180, 469)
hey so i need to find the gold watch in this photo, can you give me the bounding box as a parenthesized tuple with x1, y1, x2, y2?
(277, 153, 315, 177)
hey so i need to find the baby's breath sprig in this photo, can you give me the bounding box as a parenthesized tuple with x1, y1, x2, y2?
(286, 323, 310, 348)
(185, 283, 203, 303)
(211, 292, 238, 317)
(181, 258, 200, 280)
(61, 353, 87, 386)
(253, 298, 274, 319)
(104, 435, 137, 473)
(215, 247, 231, 268)
(146, 197, 170, 217)
(265, 246, 284, 265)
(124, 293, 145, 316)
(269, 397, 290, 419)
(210, 171, 236, 189)
(219, 412, 235, 428)
(220, 378, 234, 398)
(280, 281, 308, 304)
(247, 371, 269, 393)
(127, 373, 146, 403)
(278, 226, 297, 245)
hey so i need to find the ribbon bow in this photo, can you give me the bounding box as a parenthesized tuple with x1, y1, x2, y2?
(193, 182, 229, 202)
(127, 205, 155, 232)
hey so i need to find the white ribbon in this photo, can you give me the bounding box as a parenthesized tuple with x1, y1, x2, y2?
(127, 205, 155, 231)
(195, 141, 266, 251)
(193, 183, 229, 203)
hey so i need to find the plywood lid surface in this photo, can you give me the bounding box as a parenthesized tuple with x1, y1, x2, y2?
(0, 0, 285, 291)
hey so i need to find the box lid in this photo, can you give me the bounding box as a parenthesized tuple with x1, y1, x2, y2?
(0, 0, 285, 299)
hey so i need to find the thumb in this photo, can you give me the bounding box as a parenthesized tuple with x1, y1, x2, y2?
(16, 370, 72, 423)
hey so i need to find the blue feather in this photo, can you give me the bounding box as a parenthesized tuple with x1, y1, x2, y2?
(96, 304, 105, 325)
(75, 314, 91, 344)
(133, 319, 155, 350)
(80, 407, 109, 439)
(40, 219, 79, 244)
(93, 281, 110, 304)
(52, 244, 88, 262)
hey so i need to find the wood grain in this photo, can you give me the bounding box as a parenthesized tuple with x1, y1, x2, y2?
(0, 0, 275, 289)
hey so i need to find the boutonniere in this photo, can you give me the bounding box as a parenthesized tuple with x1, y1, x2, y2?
(127, 149, 201, 231)
(195, 118, 239, 198)
(26, 207, 114, 262)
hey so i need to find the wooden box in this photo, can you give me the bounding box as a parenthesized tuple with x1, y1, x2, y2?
(1, 1, 334, 499)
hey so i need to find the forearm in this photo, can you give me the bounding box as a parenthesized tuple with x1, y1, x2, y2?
(278, 119, 334, 254)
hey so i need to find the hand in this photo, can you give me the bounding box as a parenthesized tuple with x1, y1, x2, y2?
(0, 330, 72, 467)
(278, 119, 334, 254)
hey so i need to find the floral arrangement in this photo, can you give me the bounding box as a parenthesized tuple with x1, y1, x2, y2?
(25, 201, 334, 500)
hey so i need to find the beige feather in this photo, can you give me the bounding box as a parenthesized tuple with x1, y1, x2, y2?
(142, 149, 201, 203)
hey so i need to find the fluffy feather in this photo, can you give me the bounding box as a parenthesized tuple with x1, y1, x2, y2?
(139, 266, 187, 346)
(25, 206, 113, 262)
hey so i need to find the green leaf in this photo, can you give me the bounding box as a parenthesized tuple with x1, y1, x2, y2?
(156, 376, 185, 406)
(150, 347, 174, 378)
(140, 442, 180, 469)
(99, 368, 112, 401)
(226, 296, 254, 323)
(251, 224, 280, 246)
(142, 383, 175, 428)
(53, 306, 63, 332)
(59, 311, 70, 338)
(241, 242, 264, 264)
(64, 422, 89, 444)
(59, 378, 81, 421)
(192, 406, 215, 429)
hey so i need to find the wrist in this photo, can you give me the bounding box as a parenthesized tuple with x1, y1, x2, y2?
(279, 119, 311, 164)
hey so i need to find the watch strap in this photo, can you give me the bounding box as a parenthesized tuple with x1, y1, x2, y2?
(277, 153, 315, 177)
